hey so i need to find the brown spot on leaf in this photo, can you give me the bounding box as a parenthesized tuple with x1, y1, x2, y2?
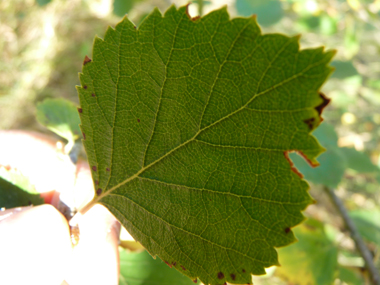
(285, 227, 291, 233)
(83, 55, 92, 65)
(303, 117, 315, 130)
(92, 166, 97, 171)
(172, 261, 177, 266)
(95, 180, 99, 185)
(91, 93, 96, 97)
(106, 167, 110, 172)
(164, 261, 172, 268)
(96, 188, 102, 195)
(83, 85, 87, 89)
(82, 132, 86, 140)
(242, 269, 246, 273)
(193, 279, 197, 283)
(137, 118, 140, 123)
(315, 92, 330, 116)
(78, 108, 83, 113)
(230, 273, 236, 280)
(180, 265, 186, 271)
(217, 272, 224, 279)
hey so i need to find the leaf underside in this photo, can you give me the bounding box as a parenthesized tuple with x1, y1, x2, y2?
(77, 5, 333, 285)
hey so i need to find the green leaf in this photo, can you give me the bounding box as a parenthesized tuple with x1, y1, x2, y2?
(113, 0, 135, 17)
(330, 61, 358, 79)
(36, 98, 81, 145)
(290, 123, 346, 188)
(289, 148, 346, 188)
(276, 219, 338, 285)
(119, 249, 199, 285)
(0, 177, 44, 208)
(0, 167, 37, 195)
(77, 5, 333, 284)
(349, 209, 380, 244)
(235, 0, 283, 27)
(338, 266, 364, 285)
(36, 0, 52, 6)
(340, 147, 379, 173)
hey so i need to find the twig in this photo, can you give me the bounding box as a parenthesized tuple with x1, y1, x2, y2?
(324, 186, 380, 285)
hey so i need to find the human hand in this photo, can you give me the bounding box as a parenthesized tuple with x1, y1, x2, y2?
(0, 131, 120, 285)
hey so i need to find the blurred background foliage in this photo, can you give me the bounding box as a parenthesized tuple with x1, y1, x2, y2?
(1, 0, 380, 284)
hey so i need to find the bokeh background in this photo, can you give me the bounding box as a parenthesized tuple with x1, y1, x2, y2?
(1, 0, 380, 284)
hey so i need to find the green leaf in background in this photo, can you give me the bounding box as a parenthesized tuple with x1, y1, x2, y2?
(36, 0, 52, 7)
(119, 249, 199, 285)
(113, 0, 135, 17)
(290, 147, 347, 188)
(276, 219, 338, 285)
(36, 98, 81, 146)
(349, 209, 380, 244)
(319, 14, 338, 35)
(78, 5, 333, 284)
(338, 266, 364, 285)
(0, 166, 37, 195)
(290, 122, 347, 188)
(235, 0, 283, 26)
(330, 60, 358, 79)
(0, 177, 44, 208)
(340, 147, 379, 173)
(297, 15, 320, 31)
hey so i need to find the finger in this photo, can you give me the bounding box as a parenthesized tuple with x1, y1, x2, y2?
(0, 205, 72, 285)
(65, 204, 121, 285)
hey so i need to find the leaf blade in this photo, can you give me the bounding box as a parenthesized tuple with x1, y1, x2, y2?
(78, 5, 334, 284)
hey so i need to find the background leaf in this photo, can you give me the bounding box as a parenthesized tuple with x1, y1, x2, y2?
(276, 219, 338, 285)
(235, 0, 283, 27)
(36, 98, 81, 145)
(290, 123, 347, 188)
(340, 147, 379, 173)
(0, 166, 37, 195)
(0, 177, 44, 208)
(349, 209, 380, 244)
(78, 5, 333, 284)
(119, 249, 199, 285)
(330, 61, 358, 79)
(338, 266, 364, 285)
(113, 0, 135, 17)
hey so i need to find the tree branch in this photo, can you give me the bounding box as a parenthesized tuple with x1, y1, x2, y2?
(324, 186, 380, 285)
